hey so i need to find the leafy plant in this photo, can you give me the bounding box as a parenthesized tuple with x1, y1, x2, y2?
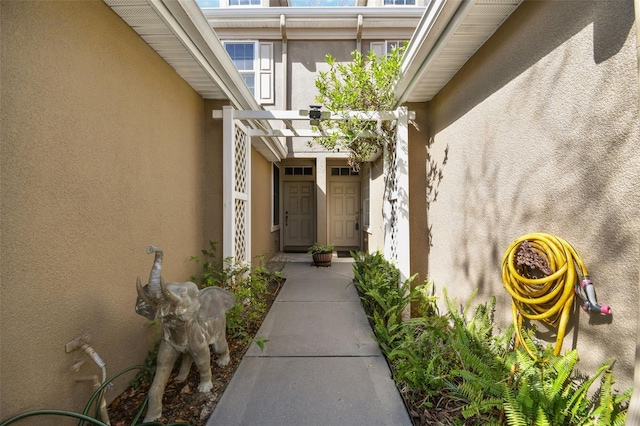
(350, 250, 631, 426)
(189, 240, 249, 290)
(253, 336, 270, 352)
(190, 243, 282, 342)
(443, 292, 513, 423)
(502, 329, 630, 426)
(307, 243, 334, 255)
(313, 45, 406, 169)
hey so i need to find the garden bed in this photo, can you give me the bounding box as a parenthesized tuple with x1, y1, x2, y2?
(108, 275, 283, 426)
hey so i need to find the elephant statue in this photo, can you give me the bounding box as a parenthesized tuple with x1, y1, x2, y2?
(135, 246, 236, 422)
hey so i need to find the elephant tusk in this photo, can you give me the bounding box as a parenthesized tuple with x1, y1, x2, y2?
(146, 245, 163, 300)
(136, 277, 155, 306)
(160, 275, 179, 304)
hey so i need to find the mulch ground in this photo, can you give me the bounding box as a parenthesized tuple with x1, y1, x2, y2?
(107, 278, 283, 426)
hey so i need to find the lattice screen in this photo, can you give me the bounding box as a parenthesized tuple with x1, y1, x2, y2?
(382, 108, 409, 285)
(386, 141, 399, 264)
(234, 125, 247, 194)
(232, 122, 249, 265)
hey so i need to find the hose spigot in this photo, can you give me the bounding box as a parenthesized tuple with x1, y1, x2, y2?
(575, 276, 611, 315)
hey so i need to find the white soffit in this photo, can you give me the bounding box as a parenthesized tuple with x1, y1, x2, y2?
(103, 0, 287, 161)
(396, 0, 523, 104)
(104, 0, 230, 100)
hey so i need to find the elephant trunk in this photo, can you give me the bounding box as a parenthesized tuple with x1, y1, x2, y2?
(146, 245, 163, 300)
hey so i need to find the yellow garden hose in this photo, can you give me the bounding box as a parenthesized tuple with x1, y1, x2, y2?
(501, 233, 611, 358)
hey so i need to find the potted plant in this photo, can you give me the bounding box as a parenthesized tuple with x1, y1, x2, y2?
(308, 243, 334, 267)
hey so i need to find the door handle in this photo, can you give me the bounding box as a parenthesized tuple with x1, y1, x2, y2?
(285, 211, 288, 226)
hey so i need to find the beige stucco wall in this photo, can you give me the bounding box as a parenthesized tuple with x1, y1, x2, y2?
(251, 147, 280, 260)
(365, 157, 386, 253)
(407, 102, 430, 286)
(203, 99, 227, 259)
(426, 0, 639, 391)
(1, 0, 214, 419)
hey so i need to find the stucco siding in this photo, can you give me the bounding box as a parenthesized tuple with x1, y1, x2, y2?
(203, 99, 227, 257)
(288, 40, 357, 154)
(407, 102, 430, 286)
(251, 147, 279, 260)
(1, 0, 209, 418)
(427, 0, 639, 391)
(366, 157, 386, 253)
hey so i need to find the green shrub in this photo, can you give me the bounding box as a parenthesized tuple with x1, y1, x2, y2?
(351, 251, 631, 425)
(190, 242, 282, 342)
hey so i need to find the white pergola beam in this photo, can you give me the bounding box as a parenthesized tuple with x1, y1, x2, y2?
(213, 109, 415, 121)
(248, 129, 328, 138)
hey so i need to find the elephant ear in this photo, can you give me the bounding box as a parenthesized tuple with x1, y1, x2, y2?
(198, 286, 236, 321)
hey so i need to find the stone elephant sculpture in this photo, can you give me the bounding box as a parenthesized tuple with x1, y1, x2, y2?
(135, 246, 236, 422)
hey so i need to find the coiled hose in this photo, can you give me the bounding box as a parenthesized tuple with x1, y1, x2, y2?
(501, 233, 610, 358)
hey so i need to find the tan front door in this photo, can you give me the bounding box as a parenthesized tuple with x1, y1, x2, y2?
(283, 181, 315, 250)
(329, 181, 360, 248)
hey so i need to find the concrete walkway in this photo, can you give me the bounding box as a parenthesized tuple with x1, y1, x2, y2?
(207, 255, 412, 426)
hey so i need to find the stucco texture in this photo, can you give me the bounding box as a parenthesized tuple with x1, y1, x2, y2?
(287, 40, 358, 155)
(1, 0, 213, 419)
(425, 0, 639, 391)
(251, 147, 280, 259)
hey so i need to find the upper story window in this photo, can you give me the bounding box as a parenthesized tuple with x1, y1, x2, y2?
(195, 0, 263, 7)
(384, 0, 415, 4)
(229, 0, 261, 4)
(385, 41, 405, 53)
(225, 43, 256, 92)
(369, 40, 407, 57)
(289, 0, 356, 5)
(223, 41, 274, 104)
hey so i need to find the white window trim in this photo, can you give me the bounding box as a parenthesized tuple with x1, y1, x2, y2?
(370, 40, 405, 57)
(223, 40, 274, 104)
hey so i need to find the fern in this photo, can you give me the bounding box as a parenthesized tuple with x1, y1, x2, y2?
(535, 406, 551, 426)
(351, 251, 631, 425)
(504, 386, 527, 426)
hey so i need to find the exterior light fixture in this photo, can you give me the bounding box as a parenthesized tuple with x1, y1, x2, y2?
(309, 105, 322, 126)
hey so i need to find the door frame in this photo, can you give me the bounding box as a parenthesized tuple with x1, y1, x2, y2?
(280, 163, 316, 252)
(327, 166, 362, 251)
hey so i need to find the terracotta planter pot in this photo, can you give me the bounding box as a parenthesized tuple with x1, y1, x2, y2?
(312, 252, 332, 267)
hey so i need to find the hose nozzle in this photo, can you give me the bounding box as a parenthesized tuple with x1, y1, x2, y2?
(576, 277, 612, 315)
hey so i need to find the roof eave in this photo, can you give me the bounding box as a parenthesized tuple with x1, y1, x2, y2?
(104, 0, 287, 161)
(159, 0, 262, 111)
(394, 0, 523, 105)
